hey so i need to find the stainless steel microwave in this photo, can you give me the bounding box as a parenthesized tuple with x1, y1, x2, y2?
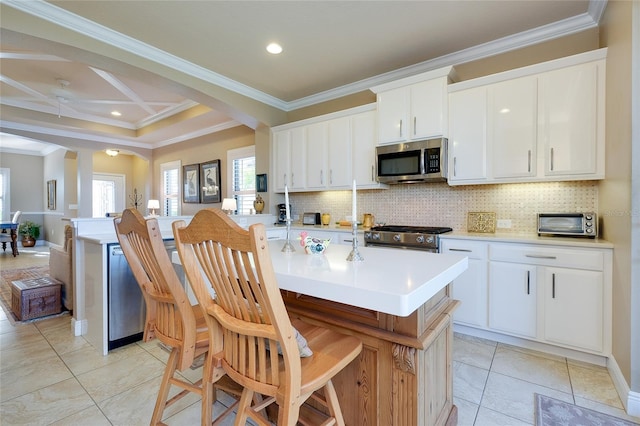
(538, 213, 598, 238)
(376, 138, 447, 184)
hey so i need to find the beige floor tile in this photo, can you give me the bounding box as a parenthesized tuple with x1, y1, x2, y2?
(480, 372, 573, 423)
(60, 340, 146, 376)
(453, 333, 496, 370)
(574, 396, 640, 424)
(0, 378, 94, 425)
(48, 404, 112, 426)
(490, 345, 572, 393)
(474, 406, 533, 425)
(37, 319, 92, 356)
(76, 350, 165, 402)
(99, 374, 200, 425)
(0, 348, 73, 402)
(568, 363, 624, 409)
(454, 396, 479, 426)
(453, 360, 489, 405)
(166, 399, 239, 426)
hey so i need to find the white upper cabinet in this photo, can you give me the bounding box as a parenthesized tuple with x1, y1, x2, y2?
(448, 86, 487, 182)
(539, 62, 602, 177)
(372, 67, 456, 145)
(447, 48, 606, 186)
(273, 126, 306, 192)
(489, 76, 537, 179)
(272, 104, 385, 193)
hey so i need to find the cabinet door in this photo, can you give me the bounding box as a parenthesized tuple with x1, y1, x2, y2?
(543, 267, 603, 352)
(306, 122, 328, 190)
(327, 117, 352, 189)
(489, 262, 537, 338)
(411, 78, 446, 139)
(441, 240, 488, 328)
(273, 130, 291, 192)
(448, 86, 487, 182)
(289, 127, 307, 190)
(539, 62, 598, 176)
(377, 88, 409, 144)
(490, 76, 537, 179)
(352, 110, 379, 186)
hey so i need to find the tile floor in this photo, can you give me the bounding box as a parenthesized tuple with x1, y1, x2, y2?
(1, 248, 639, 425)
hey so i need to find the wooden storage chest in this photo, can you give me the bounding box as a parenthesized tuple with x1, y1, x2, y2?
(11, 277, 62, 321)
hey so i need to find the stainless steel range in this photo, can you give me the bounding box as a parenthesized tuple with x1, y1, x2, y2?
(364, 225, 453, 252)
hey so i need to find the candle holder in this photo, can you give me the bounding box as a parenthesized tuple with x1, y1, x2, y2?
(346, 221, 364, 262)
(281, 219, 296, 253)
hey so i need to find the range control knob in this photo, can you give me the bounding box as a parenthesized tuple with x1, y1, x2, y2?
(393, 234, 401, 242)
(426, 235, 435, 244)
(416, 235, 425, 244)
(586, 222, 592, 227)
(585, 215, 593, 220)
(586, 228, 594, 233)
(372, 233, 381, 240)
(364, 232, 372, 239)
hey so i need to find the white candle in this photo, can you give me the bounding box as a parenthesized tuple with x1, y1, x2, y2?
(285, 185, 290, 221)
(352, 179, 357, 223)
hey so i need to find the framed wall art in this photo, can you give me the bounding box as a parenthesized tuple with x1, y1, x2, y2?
(200, 159, 221, 203)
(183, 164, 200, 203)
(256, 173, 267, 193)
(47, 180, 56, 210)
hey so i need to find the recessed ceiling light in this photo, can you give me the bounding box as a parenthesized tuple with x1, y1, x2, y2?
(266, 43, 283, 54)
(111, 111, 122, 117)
(105, 149, 119, 157)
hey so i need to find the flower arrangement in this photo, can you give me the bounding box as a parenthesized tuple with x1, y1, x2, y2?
(299, 231, 330, 255)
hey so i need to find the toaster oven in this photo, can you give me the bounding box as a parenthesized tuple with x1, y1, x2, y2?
(537, 213, 597, 238)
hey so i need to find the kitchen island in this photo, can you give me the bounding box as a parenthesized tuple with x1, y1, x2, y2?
(73, 217, 467, 425)
(266, 240, 468, 426)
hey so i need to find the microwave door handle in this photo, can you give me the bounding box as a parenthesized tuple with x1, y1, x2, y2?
(420, 149, 426, 174)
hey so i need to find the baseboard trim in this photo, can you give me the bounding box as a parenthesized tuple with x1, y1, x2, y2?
(606, 354, 640, 417)
(71, 317, 86, 337)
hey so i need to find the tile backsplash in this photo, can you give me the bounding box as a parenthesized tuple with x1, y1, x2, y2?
(289, 181, 598, 234)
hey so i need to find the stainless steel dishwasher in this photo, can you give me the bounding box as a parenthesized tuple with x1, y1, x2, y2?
(107, 243, 146, 350)
(107, 239, 184, 350)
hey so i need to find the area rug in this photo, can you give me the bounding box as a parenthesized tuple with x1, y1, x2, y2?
(535, 393, 639, 426)
(0, 266, 68, 324)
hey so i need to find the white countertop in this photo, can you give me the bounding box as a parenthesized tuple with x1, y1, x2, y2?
(441, 232, 613, 249)
(266, 241, 467, 317)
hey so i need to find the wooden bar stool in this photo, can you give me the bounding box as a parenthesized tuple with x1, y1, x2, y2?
(173, 208, 363, 426)
(114, 208, 241, 425)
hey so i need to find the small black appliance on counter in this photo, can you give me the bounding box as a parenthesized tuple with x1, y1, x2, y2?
(277, 203, 291, 224)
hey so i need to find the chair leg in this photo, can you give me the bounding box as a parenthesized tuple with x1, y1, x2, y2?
(323, 380, 345, 426)
(151, 347, 180, 425)
(277, 397, 301, 426)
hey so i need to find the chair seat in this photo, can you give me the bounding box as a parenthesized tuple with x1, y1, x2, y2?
(289, 318, 362, 397)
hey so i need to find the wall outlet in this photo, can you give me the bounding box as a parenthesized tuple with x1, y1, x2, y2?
(497, 219, 512, 229)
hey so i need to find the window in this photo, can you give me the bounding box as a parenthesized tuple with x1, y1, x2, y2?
(0, 168, 9, 221)
(227, 146, 255, 215)
(93, 173, 125, 217)
(161, 160, 180, 216)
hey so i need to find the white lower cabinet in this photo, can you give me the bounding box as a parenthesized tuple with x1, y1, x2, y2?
(543, 267, 603, 352)
(488, 242, 611, 355)
(441, 239, 488, 328)
(489, 261, 537, 338)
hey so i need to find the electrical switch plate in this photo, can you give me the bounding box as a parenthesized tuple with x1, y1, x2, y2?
(497, 219, 512, 229)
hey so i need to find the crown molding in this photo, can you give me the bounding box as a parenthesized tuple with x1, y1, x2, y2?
(4, 0, 605, 113)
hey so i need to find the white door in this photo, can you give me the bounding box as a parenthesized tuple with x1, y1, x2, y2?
(93, 173, 125, 217)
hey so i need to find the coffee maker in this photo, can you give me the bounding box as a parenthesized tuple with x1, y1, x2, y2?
(277, 203, 291, 224)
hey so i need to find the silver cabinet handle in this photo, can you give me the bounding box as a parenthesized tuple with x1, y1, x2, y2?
(448, 248, 472, 252)
(371, 165, 374, 181)
(550, 147, 554, 171)
(413, 117, 417, 135)
(526, 270, 530, 295)
(329, 169, 333, 185)
(399, 119, 403, 138)
(342, 239, 354, 243)
(552, 273, 556, 298)
(320, 170, 323, 185)
(528, 150, 532, 173)
(525, 254, 557, 259)
(291, 173, 294, 187)
(453, 157, 457, 177)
